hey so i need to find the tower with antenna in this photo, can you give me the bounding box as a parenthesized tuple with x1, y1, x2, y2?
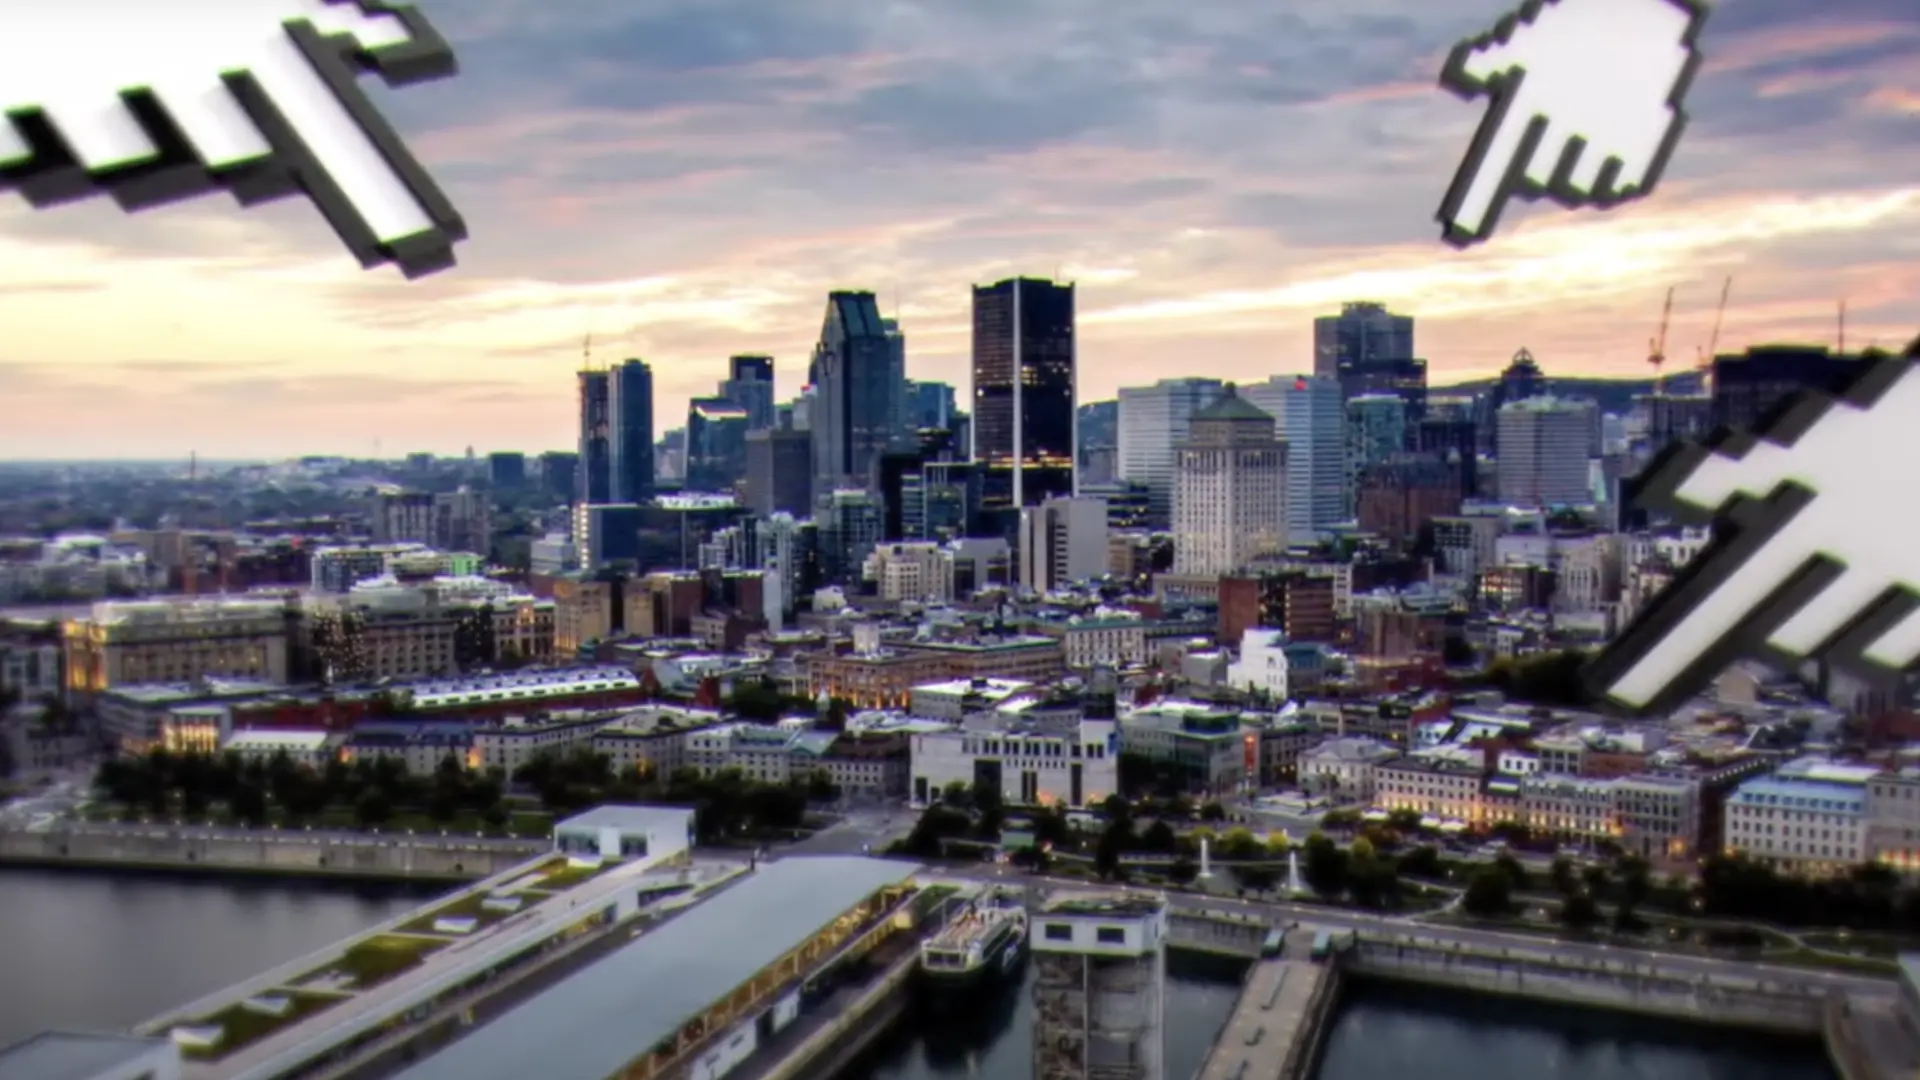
(1647, 286, 1674, 397)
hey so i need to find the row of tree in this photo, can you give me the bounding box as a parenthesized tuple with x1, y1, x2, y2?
(93, 745, 837, 842)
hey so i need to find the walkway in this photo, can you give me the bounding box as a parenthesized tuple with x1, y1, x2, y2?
(1194, 931, 1333, 1080)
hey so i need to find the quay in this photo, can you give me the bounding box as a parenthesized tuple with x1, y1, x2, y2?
(1192, 930, 1338, 1080)
(0, 821, 547, 882)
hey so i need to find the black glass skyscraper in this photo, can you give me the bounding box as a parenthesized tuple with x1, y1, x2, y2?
(810, 291, 903, 500)
(576, 370, 611, 505)
(1314, 301, 1427, 422)
(609, 359, 654, 504)
(722, 354, 776, 431)
(972, 277, 1075, 512)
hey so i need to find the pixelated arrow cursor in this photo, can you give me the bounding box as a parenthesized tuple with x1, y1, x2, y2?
(1435, 0, 1709, 248)
(0, 0, 467, 278)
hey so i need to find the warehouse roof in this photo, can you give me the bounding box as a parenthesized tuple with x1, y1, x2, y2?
(385, 856, 919, 1080)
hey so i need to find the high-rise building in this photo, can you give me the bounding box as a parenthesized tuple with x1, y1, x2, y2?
(486, 452, 526, 488)
(608, 359, 654, 505)
(1314, 301, 1413, 377)
(1480, 348, 1548, 456)
(745, 428, 812, 517)
(1314, 301, 1426, 419)
(1019, 496, 1110, 592)
(1345, 393, 1407, 516)
(906, 380, 957, 429)
(576, 370, 612, 505)
(539, 451, 577, 503)
(1710, 345, 1865, 432)
(882, 318, 909, 432)
(973, 277, 1076, 514)
(812, 292, 905, 500)
(684, 398, 750, 492)
(1117, 378, 1223, 527)
(1172, 386, 1286, 576)
(1031, 892, 1168, 1080)
(721, 354, 776, 431)
(1243, 374, 1343, 541)
(1496, 396, 1593, 508)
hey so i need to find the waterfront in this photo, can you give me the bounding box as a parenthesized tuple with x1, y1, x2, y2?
(0, 868, 434, 1045)
(1314, 978, 1838, 1080)
(0, 871, 1854, 1080)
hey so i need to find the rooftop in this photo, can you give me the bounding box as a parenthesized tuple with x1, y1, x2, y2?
(1041, 891, 1166, 918)
(0, 1031, 173, 1080)
(384, 856, 918, 1080)
(553, 805, 696, 836)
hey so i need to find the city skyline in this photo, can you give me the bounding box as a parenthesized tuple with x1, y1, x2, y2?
(0, 0, 1914, 459)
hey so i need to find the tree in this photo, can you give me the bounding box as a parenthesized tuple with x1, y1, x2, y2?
(354, 788, 394, 829)
(726, 679, 787, 722)
(1559, 891, 1601, 930)
(1493, 852, 1530, 892)
(1168, 857, 1198, 885)
(229, 781, 269, 827)
(1461, 867, 1513, 918)
(1095, 823, 1127, 880)
(1302, 832, 1348, 898)
(1141, 820, 1178, 854)
(1549, 856, 1577, 896)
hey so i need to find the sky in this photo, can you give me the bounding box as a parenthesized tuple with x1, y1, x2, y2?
(0, 0, 1917, 459)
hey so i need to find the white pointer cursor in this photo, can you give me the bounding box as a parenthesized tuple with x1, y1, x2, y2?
(0, 0, 467, 278)
(1435, 0, 1709, 248)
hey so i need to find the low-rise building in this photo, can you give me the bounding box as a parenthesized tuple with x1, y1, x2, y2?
(221, 729, 332, 770)
(1119, 700, 1249, 796)
(908, 678, 1033, 721)
(590, 706, 721, 780)
(1867, 768, 1920, 874)
(1374, 750, 1489, 825)
(1725, 759, 1873, 876)
(909, 711, 1117, 810)
(339, 721, 477, 774)
(1300, 736, 1398, 800)
(1225, 629, 1290, 700)
(550, 804, 694, 866)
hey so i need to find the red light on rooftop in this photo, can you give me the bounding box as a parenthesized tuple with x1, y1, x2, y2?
(1293, 378, 1307, 391)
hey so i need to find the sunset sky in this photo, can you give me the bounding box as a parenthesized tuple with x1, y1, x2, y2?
(1, 0, 1916, 459)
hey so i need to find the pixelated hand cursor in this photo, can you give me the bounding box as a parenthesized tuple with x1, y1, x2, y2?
(1435, 0, 1709, 248)
(1587, 347, 1920, 717)
(0, 0, 467, 278)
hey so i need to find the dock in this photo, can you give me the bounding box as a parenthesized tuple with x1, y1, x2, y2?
(1193, 928, 1339, 1080)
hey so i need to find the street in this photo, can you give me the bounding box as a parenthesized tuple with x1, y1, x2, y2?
(785, 805, 913, 857)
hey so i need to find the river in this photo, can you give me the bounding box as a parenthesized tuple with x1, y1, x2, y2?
(0, 868, 432, 1045)
(0, 872, 1841, 1080)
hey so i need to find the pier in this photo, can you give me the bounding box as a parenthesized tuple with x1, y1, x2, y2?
(0, 821, 547, 881)
(1192, 928, 1339, 1080)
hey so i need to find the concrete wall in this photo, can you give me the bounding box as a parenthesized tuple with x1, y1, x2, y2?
(1347, 938, 1830, 1034)
(0, 825, 547, 882)
(1167, 911, 1270, 958)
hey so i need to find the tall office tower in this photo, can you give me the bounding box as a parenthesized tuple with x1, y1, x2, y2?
(1480, 348, 1548, 455)
(1172, 387, 1286, 576)
(608, 359, 654, 505)
(812, 292, 905, 500)
(1117, 378, 1223, 527)
(1710, 345, 1865, 432)
(1496, 396, 1594, 508)
(576, 369, 612, 505)
(745, 428, 812, 517)
(906, 380, 957, 429)
(539, 451, 577, 503)
(973, 277, 1077, 516)
(1019, 495, 1110, 592)
(684, 398, 750, 492)
(486, 452, 526, 488)
(1031, 892, 1168, 1080)
(1414, 403, 1480, 499)
(720, 354, 776, 431)
(1345, 393, 1408, 516)
(1242, 375, 1343, 541)
(882, 318, 909, 431)
(1314, 301, 1426, 419)
(1314, 300, 1413, 377)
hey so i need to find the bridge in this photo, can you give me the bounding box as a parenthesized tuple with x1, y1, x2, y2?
(1191, 927, 1341, 1080)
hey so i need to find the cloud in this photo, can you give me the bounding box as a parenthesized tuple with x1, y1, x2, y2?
(0, 0, 1917, 457)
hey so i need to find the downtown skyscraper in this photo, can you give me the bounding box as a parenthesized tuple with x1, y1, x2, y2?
(609, 358, 654, 504)
(575, 369, 612, 505)
(810, 291, 904, 501)
(1242, 374, 1343, 541)
(972, 276, 1076, 518)
(1314, 301, 1427, 420)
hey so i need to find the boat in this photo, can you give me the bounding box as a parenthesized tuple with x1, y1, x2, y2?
(919, 887, 1028, 994)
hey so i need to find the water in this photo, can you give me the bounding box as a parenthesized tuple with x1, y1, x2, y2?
(837, 954, 1247, 1080)
(1314, 978, 1838, 1080)
(836, 962, 1838, 1080)
(0, 868, 434, 1045)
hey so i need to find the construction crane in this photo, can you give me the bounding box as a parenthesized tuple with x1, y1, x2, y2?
(1696, 275, 1732, 393)
(1648, 286, 1675, 397)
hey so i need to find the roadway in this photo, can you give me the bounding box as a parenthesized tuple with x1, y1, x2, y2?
(924, 862, 1898, 997)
